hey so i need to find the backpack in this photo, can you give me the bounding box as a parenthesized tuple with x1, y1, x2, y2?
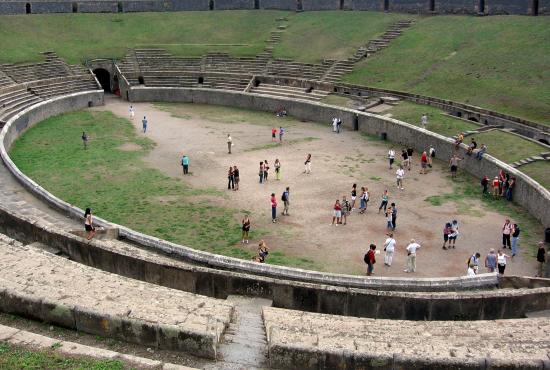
(281, 192, 287, 201)
(364, 253, 369, 264)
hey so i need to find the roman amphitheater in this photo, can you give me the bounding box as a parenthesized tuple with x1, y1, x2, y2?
(0, 3, 549, 369)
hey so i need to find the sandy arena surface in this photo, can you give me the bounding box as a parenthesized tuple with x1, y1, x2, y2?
(95, 96, 539, 278)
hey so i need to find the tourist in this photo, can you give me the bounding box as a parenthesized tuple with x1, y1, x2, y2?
(481, 175, 489, 195)
(485, 249, 497, 273)
(492, 176, 500, 198)
(536, 242, 546, 277)
(263, 160, 269, 182)
(391, 203, 397, 230)
(272, 127, 277, 142)
(396, 165, 405, 190)
(350, 183, 357, 211)
(383, 232, 396, 266)
(129, 105, 135, 119)
(259, 162, 264, 184)
(497, 249, 511, 275)
(274, 159, 281, 180)
(406, 147, 414, 166)
(428, 145, 435, 168)
(498, 169, 507, 197)
(502, 219, 512, 249)
(331, 199, 342, 226)
(378, 189, 389, 214)
(84, 207, 96, 240)
(336, 117, 342, 133)
(449, 154, 462, 178)
(454, 132, 464, 150)
(282, 187, 290, 216)
(388, 148, 395, 169)
(276, 107, 287, 117)
(511, 223, 520, 257)
(359, 187, 369, 214)
(506, 177, 516, 201)
(241, 215, 251, 243)
(341, 195, 350, 225)
(227, 134, 233, 154)
(467, 263, 476, 276)
(475, 144, 487, 160)
(233, 165, 240, 191)
(364, 244, 377, 276)
(332, 117, 338, 133)
(270, 193, 277, 223)
(502, 172, 510, 198)
(181, 154, 189, 175)
(466, 137, 477, 156)
(81, 131, 88, 150)
(304, 153, 311, 174)
(258, 240, 269, 263)
(401, 149, 409, 170)
(279, 126, 285, 142)
(404, 239, 421, 273)
(421, 113, 428, 130)
(385, 206, 394, 230)
(448, 219, 459, 248)
(442, 222, 451, 250)
(227, 166, 235, 190)
(468, 252, 481, 274)
(142, 116, 148, 133)
(420, 151, 428, 174)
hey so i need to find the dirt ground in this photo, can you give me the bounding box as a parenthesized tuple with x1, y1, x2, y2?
(95, 96, 538, 278)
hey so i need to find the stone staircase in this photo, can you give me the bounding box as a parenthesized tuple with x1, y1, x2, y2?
(0, 70, 15, 89)
(250, 83, 329, 101)
(511, 152, 550, 169)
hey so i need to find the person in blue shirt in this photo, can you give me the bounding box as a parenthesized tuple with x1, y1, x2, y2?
(279, 127, 285, 142)
(181, 155, 189, 175)
(142, 116, 148, 133)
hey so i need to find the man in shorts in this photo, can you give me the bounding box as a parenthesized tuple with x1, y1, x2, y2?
(388, 148, 395, 169)
(449, 154, 462, 178)
(279, 126, 284, 142)
(396, 165, 405, 190)
(401, 149, 409, 170)
(142, 116, 148, 133)
(282, 187, 290, 216)
(271, 127, 277, 142)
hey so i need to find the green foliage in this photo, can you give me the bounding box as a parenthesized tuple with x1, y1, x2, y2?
(520, 161, 550, 190)
(472, 131, 548, 163)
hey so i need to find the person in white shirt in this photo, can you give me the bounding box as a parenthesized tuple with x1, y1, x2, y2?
(421, 113, 428, 129)
(384, 233, 396, 266)
(227, 134, 233, 154)
(332, 118, 338, 133)
(405, 239, 421, 273)
(396, 165, 405, 190)
(467, 263, 476, 277)
(388, 148, 395, 169)
(129, 105, 135, 119)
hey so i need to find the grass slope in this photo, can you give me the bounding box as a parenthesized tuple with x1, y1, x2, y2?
(345, 16, 550, 124)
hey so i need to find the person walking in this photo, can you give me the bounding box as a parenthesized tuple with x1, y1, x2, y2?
(304, 153, 312, 174)
(391, 203, 397, 230)
(263, 160, 269, 182)
(331, 199, 342, 226)
(274, 159, 281, 180)
(241, 215, 251, 243)
(401, 149, 410, 171)
(406, 147, 414, 167)
(270, 193, 277, 223)
(511, 223, 520, 257)
(341, 195, 350, 225)
(181, 154, 189, 175)
(279, 126, 284, 142)
(449, 154, 461, 178)
(385, 206, 394, 231)
(383, 232, 396, 266)
(421, 113, 428, 130)
(448, 219, 459, 248)
(227, 166, 235, 190)
(359, 187, 369, 214)
(405, 239, 421, 273)
(536, 242, 546, 277)
(420, 151, 428, 174)
(282, 187, 290, 216)
(259, 162, 264, 184)
(485, 249, 497, 273)
(378, 189, 389, 214)
(233, 165, 240, 191)
(332, 117, 338, 133)
(227, 134, 233, 154)
(129, 105, 135, 119)
(364, 244, 377, 276)
(502, 219, 512, 249)
(271, 127, 277, 142)
(81, 131, 88, 150)
(428, 146, 435, 168)
(497, 249, 511, 275)
(142, 116, 148, 133)
(396, 165, 405, 190)
(442, 222, 451, 250)
(84, 208, 96, 240)
(388, 148, 395, 169)
(350, 183, 357, 211)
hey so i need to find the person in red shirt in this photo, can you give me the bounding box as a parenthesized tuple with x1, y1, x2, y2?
(331, 199, 342, 226)
(420, 151, 428, 174)
(272, 127, 277, 142)
(492, 176, 500, 199)
(270, 193, 277, 223)
(365, 244, 377, 276)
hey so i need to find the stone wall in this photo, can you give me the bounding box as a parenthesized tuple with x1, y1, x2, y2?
(436, 0, 477, 13)
(351, 0, 383, 10)
(301, 0, 341, 10)
(30, 1, 73, 13)
(260, 0, 296, 9)
(214, 0, 255, 9)
(77, 1, 118, 12)
(486, 0, 530, 14)
(0, 1, 25, 14)
(121, 0, 166, 12)
(172, 0, 209, 10)
(389, 0, 430, 13)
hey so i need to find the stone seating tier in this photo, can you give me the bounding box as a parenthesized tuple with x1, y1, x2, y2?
(250, 83, 329, 101)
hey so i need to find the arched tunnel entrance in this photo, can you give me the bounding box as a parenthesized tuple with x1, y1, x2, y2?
(93, 68, 111, 92)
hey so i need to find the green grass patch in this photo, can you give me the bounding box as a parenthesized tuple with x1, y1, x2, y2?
(0, 343, 125, 370)
(345, 16, 550, 124)
(472, 131, 547, 164)
(389, 101, 479, 137)
(516, 161, 550, 190)
(321, 95, 361, 109)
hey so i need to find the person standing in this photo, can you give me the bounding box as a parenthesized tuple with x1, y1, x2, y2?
(428, 146, 435, 168)
(259, 162, 264, 184)
(341, 195, 350, 225)
(449, 154, 461, 178)
(492, 176, 500, 199)
(396, 165, 405, 190)
(364, 244, 377, 276)
(181, 155, 189, 175)
(385, 206, 394, 231)
(481, 175, 489, 195)
(383, 232, 396, 266)
(233, 165, 240, 191)
(271, 127, 277, 142)
(84, 208, 96, 240)
(468, 252, 481, 274)
(336, 117, 342, 133)
(142, 116, 148, 133)
(401, 149, 409, 171)
(81, 131, 88, 150)
(279, 126, 284, 142)
(263, 160, 270, 182)
(282, 187, 290, 216)
(420, 151, 428, 174)
(448, 219, 459, 249)
(304, 153, 312, 174)
(485, 249, 497, 273)
(241, 215, 251, 243)
(497, 249, 511, 275)
(388, 148, 395, 169)
(536, 242, 546, 277)
(227, 134, 233, 154)
(359, 187, 369, 214)
(378, 189, 389, 214)
(511, 223, 520, 257)
(129, 105, 135, 119)
(270, 193, 277, 223)
(274, 159, 281, 180)
(227, 166, 235, 190)
(506, 177, 516, 201)
(442, 222, 451, 250)
(332, 117, 338, 133)
(502, 219, 512, 249)
(405, 239, 421, 273)
(391, 203, 397, 230)
(421, 113, 428, 130)
(331, 199, 342, 226)
(406, 147, 414, 167)
(350, 183, 357, 211)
